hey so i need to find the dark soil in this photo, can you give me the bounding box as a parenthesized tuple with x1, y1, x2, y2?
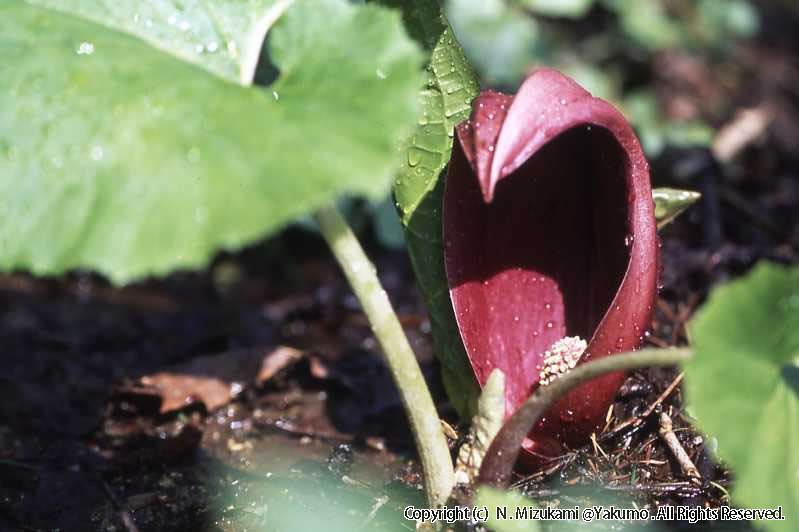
(1, 5, 798, 532)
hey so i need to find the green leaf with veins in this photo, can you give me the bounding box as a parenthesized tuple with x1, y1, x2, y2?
(0, 0, 422, 283)
(686, 262, 799, 531)
(378, 0, 481, 419)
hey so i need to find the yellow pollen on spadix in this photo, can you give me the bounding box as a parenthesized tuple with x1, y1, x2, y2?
(538, 336, 587, 386)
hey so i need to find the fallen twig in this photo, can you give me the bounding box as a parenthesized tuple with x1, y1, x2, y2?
(603, 372, 684, 440)
(101, 481, 140, 532)
(659, 412, 701, 485)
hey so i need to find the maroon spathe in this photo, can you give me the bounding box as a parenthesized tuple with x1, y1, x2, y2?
(443, 69, 658, 462)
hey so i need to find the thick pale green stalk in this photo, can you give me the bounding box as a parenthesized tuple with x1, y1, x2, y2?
(313, 205, 454, 507)
(478, 347, 693, 487)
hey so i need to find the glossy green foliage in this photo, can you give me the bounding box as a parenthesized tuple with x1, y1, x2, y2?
(382, 0, 481, 419)
(0, 0, 422, 282)
(686, 262, 799, 530)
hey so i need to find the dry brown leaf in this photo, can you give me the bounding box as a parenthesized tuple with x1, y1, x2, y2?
(138, 346, 304, 414)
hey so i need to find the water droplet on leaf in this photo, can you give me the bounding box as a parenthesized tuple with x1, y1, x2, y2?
(76, 42, 94, 55)
(407, 148, 423, 167)
(89, 145, 104, 161)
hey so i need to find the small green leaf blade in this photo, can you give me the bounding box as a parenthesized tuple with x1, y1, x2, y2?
(686, 262, 799, 530)
(382, 0, 481, 419)
(382, 0, 479, 223)
(0, 0, 422, 283)
(652, 187, 701, 229)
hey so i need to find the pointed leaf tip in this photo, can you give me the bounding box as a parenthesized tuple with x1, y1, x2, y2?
(653, 187, 701, 230)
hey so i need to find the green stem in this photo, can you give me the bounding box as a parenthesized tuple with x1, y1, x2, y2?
(313, 205, 454, 507)
(478, 347, 693, 487)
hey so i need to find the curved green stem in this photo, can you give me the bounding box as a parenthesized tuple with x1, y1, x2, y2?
(478, 347, 693, 487)
(313, 205, 454, 507)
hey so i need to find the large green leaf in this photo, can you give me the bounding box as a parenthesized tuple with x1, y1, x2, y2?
(686, 262, 799, 531)
(382, 0, 481, 419)
(0, 0, 422, 283)
(26, 0, 293, 85)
